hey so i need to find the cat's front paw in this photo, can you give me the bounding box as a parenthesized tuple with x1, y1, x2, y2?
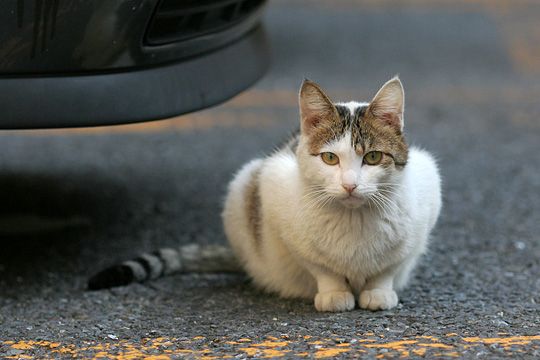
(314, 291, 355, 312)
(359, 289, 398, 311)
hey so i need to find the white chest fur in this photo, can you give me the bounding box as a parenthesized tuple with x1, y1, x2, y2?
(284, 188, 411, 280)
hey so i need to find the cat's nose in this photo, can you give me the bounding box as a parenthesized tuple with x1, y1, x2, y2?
(342, 184, 358, 193)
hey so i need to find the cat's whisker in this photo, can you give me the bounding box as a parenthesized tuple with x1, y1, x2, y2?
(377, 182, 403, 186)
(377, 199, 397, 217)
(378, 186, 402, 192)
(375, 192, 406, 217)
(302, 194, 326, 205)
(379, 189, 401, 203)
(302, 186, 341, 212)
(302, 185, 327, 196)
(320, 193, 336, 208)
(301, 197, 320, 211)
(368, 193, 384, 213)
(370, 193, 396, 219)
(377, 186, 401, 192)
(302, 192, 332, 212)
(376, 185, 402, 191)
(377, 188, 403, 197)
(371, 196, 388, 218)
(315, 191, 338, 210)
(303, 189, 327, 200)
(378, 200, 395, 219)
(377, 188, 402, 200)
(302, 190, 328, 199)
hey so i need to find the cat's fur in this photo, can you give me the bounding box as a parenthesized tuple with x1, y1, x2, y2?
(222, 77, 441, 311)
(88, 244, 240, 290)
(88, 77, 442, 313)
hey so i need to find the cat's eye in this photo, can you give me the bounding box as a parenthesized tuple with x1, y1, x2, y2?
(364, 151, 383, 165)
(321, 152, 339, 165)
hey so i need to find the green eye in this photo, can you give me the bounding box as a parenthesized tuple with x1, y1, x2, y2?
(321, 152, 339, 165)
(364, 151, 383, 165)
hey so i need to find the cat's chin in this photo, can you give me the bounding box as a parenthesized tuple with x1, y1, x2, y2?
(339, 195, 367, 209)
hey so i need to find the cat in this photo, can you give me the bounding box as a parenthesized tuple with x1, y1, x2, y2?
(222, 76, 442, 311)
(89, 76, 442, 313)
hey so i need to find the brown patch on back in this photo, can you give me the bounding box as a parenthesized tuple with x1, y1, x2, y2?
(245, 167, 262, 249)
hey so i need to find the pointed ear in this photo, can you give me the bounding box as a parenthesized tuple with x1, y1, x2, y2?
(367, 76, 405, 132)
(299, 79, 337, 134)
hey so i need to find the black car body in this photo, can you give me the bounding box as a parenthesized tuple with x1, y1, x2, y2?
(0, 0, 269, 128)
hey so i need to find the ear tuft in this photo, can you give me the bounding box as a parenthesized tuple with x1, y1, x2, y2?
(368, 76, 405, 132)
(299, 80, 336, 134)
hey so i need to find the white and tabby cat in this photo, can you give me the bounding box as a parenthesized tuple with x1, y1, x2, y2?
(222, 77, 441, 311)
(89, 77, 441, 313)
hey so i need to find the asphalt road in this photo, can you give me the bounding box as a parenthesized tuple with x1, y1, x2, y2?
(1, 0, 539, 358)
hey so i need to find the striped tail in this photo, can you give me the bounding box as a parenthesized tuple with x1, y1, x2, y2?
(88, 244, 241, 290)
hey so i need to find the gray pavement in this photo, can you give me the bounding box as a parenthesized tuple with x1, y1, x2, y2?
(1, 0, 539, 358)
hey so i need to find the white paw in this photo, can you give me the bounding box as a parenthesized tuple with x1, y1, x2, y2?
(314, 291, 355, 312)
(359, 289, 398, 311)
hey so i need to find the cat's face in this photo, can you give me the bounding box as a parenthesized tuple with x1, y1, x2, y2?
(297, 78, 408, 210)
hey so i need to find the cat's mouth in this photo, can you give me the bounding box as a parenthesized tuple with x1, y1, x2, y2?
(339, 193, 367, 208)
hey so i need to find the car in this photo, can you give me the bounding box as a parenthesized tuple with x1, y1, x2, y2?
(0, 0, 269, 129)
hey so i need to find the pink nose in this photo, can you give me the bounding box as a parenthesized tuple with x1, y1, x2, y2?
(342, 184, 357, 193)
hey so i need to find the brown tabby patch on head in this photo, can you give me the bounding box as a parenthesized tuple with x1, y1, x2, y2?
(360, 108, 408, 168)
(306, 103, 408, 168)
(305, 116, 339, 155)
(245, 167, 262, 250)
(306, 104, 366, 155)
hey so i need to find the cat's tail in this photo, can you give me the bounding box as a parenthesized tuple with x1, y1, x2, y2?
(88, 244, 241, 290)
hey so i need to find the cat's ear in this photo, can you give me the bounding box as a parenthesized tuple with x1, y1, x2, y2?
(299, 79, 337, 134)
(367, 76, 405, 132)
